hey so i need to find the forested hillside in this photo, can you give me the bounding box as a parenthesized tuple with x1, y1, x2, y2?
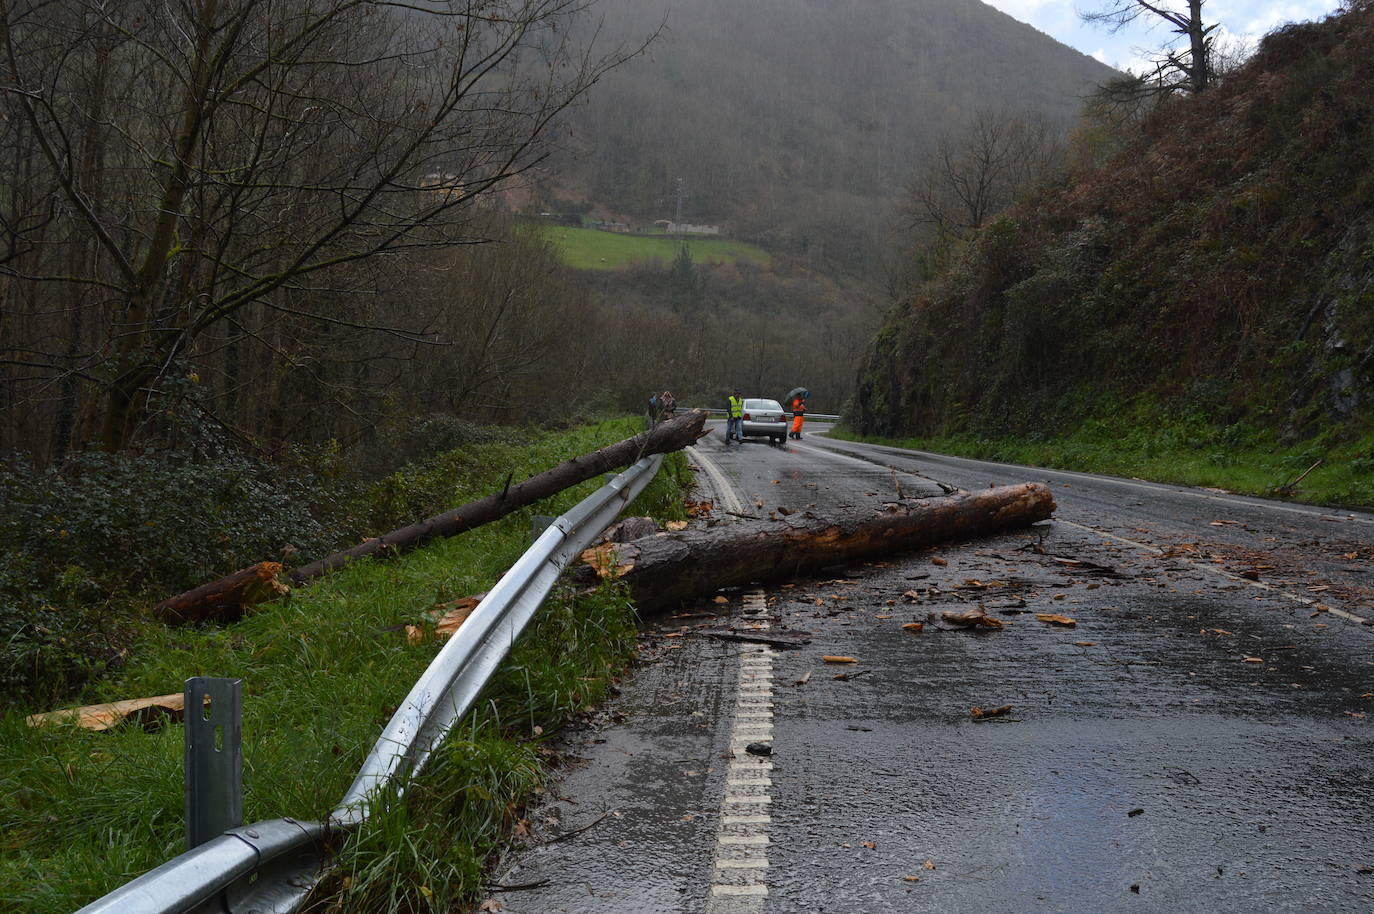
(528, 0, 1117, 414)
(552, 0, 1117, 280)
(855, 2, 1374, 451)
(0, 0, 1117, 460)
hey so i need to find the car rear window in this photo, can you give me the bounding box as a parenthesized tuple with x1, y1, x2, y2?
(744, 399, 783, 410)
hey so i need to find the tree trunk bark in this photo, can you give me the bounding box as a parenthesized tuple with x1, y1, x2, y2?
(290, 408, 708, 583)
(578, 482, 1056, 614)
(151, 410, 709, 623)
(152, 561, 288, 624)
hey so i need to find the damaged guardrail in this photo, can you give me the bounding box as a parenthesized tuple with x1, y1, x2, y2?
(76, 455, 664, 914)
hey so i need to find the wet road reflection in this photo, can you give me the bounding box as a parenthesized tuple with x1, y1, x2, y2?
(493, 426, 1374, 912)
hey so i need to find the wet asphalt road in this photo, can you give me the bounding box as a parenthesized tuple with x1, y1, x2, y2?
(491, 424, 1374, 913)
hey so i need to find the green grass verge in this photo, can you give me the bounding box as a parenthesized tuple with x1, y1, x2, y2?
(829, 422, 1374, 511)
(543, 225, 772, 270)
(0, 418, 693, 914)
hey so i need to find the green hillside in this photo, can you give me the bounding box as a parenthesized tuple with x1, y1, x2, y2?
(544, 226, 772, 270)
(553, 0, 1117, 281)
(854, 3, 1374, 502)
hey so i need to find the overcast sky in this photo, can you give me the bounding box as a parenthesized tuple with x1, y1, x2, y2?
(980, 0, 1345, 73)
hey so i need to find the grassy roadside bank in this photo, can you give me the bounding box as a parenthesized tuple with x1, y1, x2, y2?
(0, 419, 693, 914)
(829, 421, 1374, 511)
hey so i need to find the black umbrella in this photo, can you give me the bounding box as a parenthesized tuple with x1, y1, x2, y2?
(785, 387, 810, 403)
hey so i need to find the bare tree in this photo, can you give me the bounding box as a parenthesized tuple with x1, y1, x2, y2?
(1083, 0, 1218, 95)
(0, 0, 644, 453)
(902, 110, 1063, 251)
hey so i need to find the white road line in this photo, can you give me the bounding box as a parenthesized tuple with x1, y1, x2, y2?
(804, 437, 1371, 626)
(817, 437, 1373, 525)
(1055, 517, 1371, 626)
(719, 833, 770, 844)
(687, 444, 746, 514)
(705, 588, 774, 913)
(790, 437, 936, 487)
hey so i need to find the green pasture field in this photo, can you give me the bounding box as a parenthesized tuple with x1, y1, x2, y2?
(0, 418, 693, 914)
(544, 224, 772, 270)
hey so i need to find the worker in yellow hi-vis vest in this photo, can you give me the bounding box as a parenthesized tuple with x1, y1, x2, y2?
(726, 389, 744, 443)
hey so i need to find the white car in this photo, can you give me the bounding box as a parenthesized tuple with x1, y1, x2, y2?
(740, 398, 788, 444)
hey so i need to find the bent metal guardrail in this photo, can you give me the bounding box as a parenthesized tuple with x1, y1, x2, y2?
(76, 454, 665, 914)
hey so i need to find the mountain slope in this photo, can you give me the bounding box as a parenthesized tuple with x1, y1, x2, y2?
(854, 3, 1374, 443)
(552, 0, 1118, 278)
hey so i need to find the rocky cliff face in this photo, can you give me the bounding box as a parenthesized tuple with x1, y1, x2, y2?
(856, 3, 1374, 443)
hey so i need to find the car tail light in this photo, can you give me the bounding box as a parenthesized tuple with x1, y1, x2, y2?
(742, 412, 751, 420)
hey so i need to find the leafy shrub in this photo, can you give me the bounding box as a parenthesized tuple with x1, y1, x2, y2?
(0, 448, 336, 705)
(0, 450, 333, 592)
(344, 415, 530, 483)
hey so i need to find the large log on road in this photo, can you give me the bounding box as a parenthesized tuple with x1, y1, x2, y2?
(580, 483, 1055, 613)
(155, 410, 709, 624)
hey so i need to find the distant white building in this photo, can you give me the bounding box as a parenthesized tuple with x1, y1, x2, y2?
(661, 221, 720, 235)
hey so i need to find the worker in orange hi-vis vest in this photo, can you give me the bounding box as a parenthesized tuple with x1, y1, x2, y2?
(789, 394, 806, 439)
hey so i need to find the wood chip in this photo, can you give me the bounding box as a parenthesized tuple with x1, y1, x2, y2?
(822, 655, 858, 663)
(970, 705, 1013, 719)
(1035, 613, 1077, 626)
(27, 693, 187, 731)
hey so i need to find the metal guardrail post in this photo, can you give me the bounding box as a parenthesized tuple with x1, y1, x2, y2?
(184, 677, 243, 851)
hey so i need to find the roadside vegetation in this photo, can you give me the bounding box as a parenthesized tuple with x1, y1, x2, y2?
(543, 224, 772, 270)
(0, 417, 692, 913)
(857, 3, 1374, 469)
(834, 404, 1374, 510)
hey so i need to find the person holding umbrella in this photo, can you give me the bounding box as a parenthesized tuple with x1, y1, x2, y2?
(786, 387, 810, 440)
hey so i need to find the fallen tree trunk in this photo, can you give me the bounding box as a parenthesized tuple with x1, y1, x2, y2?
(579, 483, 1055, 613)
(153, 561, 289, 624)
(151, 410, 708, 624)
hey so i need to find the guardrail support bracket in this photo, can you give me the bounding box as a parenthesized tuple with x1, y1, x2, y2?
(185, 676, 243, 851)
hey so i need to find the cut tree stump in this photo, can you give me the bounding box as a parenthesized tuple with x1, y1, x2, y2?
(578, 483, 1055, 614)
(152, 410, 708, 624)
